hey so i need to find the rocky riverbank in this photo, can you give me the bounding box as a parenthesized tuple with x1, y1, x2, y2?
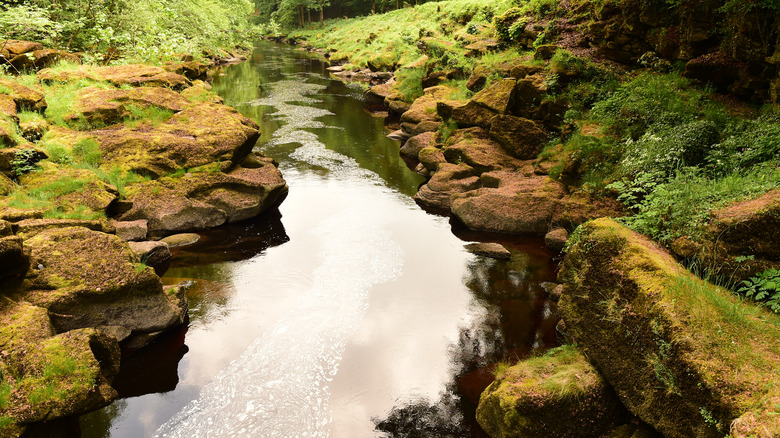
(281, 0, 780, 434)
(0, 40, 287, 435)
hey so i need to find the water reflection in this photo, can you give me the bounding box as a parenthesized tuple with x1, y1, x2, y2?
(78, 41, 560, 437)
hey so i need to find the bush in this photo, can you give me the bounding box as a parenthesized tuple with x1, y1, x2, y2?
(739, 269, 780, 312)
(622, 166, 780, 244)
(620, 120, 720, 176)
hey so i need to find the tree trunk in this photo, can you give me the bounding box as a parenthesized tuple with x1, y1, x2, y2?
(298, 5, 304, 27)
(372, 0, 376, 14)
(307, 7, 311, 25)
(397, 0, 400, 9)
(319, 5, 324, 27)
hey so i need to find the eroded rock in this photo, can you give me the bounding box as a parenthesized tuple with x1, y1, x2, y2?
(23, 227, 186, 334)
(117, 157, 287, 234)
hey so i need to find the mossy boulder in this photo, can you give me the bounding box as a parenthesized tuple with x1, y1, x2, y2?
(38, 64, 190, 90)
(0, 302, 120, 430)
(477, 345, 628, 438)
(66, 86, 190, 126)
(488, 115, 548, 159)
(399, 85, 451, 125)
(22, 227, 185, 334)
(117, 155, 287, 234)
(0, 94, 17, 120)
(92, 102, 260, 178)
(442, 127, 522, 173)
(13, 165, 119, 217)
(0, 78, 47, 112)
(367, 52, 398, 72)
(472, 79, 517, 114)
(559, 218, 780, 438)
(161, 61, 210, 81)
(400, 131, 436, 159)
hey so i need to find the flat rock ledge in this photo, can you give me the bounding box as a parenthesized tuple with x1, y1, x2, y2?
(558, 218, 780, 438)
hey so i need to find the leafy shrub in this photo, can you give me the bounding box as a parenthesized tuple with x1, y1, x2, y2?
(739, 269, 780, 312)
(494, 7, 525, 41)
(622, 166, 780, 244)
(590, 73, 721, 140)
(620, 120, 720, 176)
(706, 114, 780, 174)
(11, 149, 39, 176)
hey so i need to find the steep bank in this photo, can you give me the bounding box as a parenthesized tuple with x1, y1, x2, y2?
(0, 41, 287, 435)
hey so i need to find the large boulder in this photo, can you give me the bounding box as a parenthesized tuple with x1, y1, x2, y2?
(677, 190, 780, 279)
(0, 302, 120, 430)
(400, 131, 436, 158)
(442, 127, 523, 173)
(38, 64, 190, 89)
(116, 155, 287, 234)
(472, 78, 517, 114)
(477, 345, 629, 438)
(399, 85, 451, 127)
(0, 78, 47, 111)
(488, 115, 548, 159)
(92, 102, 260, 177)
(559, 218, 780, 438)
(451, 175, 621, 235)
(22, 227, 186, 334)
(66, 86, 191, 126)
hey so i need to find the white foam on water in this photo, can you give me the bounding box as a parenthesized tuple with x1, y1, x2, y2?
(154, 71, 405, 438)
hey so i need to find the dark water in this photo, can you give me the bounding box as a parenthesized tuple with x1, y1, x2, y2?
(77, 41, 559, 437)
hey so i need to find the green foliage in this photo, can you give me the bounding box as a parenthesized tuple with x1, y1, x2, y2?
(739, 269, 780, 312)
(72, 139, 102, 167)
(0, 0, 255, 61)
(394, 67, 425, 103)
(620, 120, 720, 176)
(621, 166, 780, 244)
(11, 149, 39, 177)
(90, 166, 147, 196)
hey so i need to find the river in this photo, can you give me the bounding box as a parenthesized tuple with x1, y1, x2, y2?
(77, 41, 560, 437)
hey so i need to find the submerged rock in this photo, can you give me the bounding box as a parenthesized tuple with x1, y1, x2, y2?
(559, 218, 780, 438)
(545, 228, 569, 252)
(477, 345, 629, 438)
(464, 242, 511, 260)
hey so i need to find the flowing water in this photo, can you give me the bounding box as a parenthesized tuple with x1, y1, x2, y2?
(77, 41, 560, 437)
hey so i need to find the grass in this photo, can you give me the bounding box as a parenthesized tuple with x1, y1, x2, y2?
(621, 166, 780, 245)
(5, 175, 105, 220)
(494, 345, 598, 400)
(42, 78, 115, 129)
